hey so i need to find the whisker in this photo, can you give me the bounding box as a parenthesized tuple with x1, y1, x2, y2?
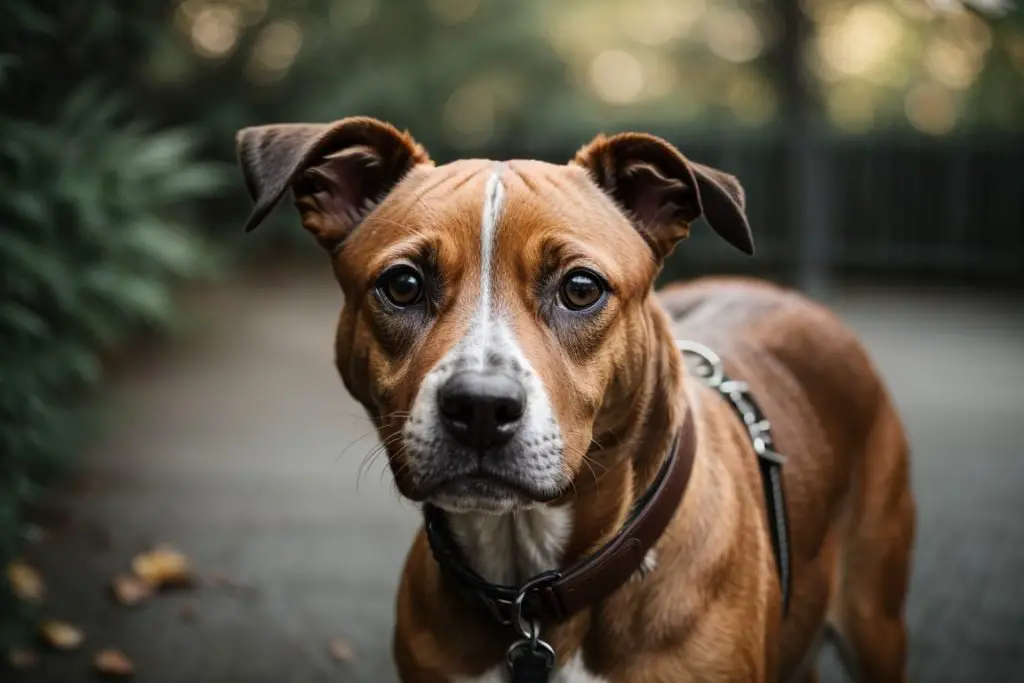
(336, 427, 385, 465)
(356, 432, 404, 491)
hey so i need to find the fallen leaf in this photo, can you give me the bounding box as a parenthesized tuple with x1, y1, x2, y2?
(8, 648, 38, 669)
(39, 620, 84, 651)
(110, 574, 153, 606)
(328, 637, 356, 663)
(7, 561, 45, 603)
(93, 649, 134, 677)
(131, 545, 193, 589)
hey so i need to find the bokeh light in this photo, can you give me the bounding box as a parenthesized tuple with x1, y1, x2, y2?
(443, 80, 497, 148)
(925, 38, 983, 89)
(589, 49, 645, 104)
(817, 4, 903, 79)
(190, 6, 241, 59)
(245, 20, 304, 85)
(703, 7, 765, 64)
(905, 82, 959, 134)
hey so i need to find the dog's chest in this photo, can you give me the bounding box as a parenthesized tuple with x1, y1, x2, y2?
(452, 653, 609, 683)
(446, 505, 573, 584)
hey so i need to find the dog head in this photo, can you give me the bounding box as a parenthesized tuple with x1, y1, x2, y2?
(237, 117, 752, 514)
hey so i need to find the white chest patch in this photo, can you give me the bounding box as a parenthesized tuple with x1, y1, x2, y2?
(446, 503, 572, 585)
(453, 652, 609, 683)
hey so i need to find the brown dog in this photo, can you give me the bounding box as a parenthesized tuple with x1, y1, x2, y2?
(236, 117, 915, 683)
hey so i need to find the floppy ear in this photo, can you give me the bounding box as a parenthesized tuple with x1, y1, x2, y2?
(571, 132, 754, 258)
(235, 116, 431, 250)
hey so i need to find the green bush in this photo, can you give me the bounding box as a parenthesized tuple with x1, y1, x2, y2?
(0, 1, 227, 647)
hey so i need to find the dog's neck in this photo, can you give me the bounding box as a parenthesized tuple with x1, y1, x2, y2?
(442, 302, 687, 585)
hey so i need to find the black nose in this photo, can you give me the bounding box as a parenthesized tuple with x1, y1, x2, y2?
(438, 371, 526, 449)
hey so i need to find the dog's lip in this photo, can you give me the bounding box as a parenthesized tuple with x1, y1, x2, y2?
(420, 471, 563, 504)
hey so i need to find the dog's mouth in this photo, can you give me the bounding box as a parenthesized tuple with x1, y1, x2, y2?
(419, 470, 564, 513)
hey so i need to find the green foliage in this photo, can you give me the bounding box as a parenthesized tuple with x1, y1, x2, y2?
(0, 0, 228, 648)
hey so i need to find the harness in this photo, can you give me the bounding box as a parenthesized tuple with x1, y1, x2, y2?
(423, 340, 792, 682)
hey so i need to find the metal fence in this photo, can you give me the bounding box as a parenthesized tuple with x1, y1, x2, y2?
(660, 133, 1024, 284)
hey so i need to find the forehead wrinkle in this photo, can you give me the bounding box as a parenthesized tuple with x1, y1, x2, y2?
(404, 163, 480, 202)
(499, 168, 657, 298)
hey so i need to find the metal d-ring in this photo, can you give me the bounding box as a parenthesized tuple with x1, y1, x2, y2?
(676, 339, 725, 387)
(511, 571, 558, 639)
(507, 573, 559, 672)
(513, 592, 533, 642)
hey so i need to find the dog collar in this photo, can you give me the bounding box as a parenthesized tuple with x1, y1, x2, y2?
(422, 408, 697, 630)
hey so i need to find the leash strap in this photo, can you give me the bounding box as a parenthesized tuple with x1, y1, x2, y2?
(677, 340, 793, 614)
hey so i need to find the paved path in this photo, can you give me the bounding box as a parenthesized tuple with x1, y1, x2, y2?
(16, 270, 1024, 682)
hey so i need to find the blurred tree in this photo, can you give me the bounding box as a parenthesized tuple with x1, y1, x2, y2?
(0, 0, 226, 649)
(130, 0, 1023, 254)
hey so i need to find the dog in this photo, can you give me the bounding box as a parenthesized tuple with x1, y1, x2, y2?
(235, 117, 916, 683)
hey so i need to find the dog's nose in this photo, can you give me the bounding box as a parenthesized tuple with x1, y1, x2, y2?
(438, 371, 526, 449)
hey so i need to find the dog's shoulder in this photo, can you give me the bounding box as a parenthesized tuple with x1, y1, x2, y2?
(660, 275, 887, 445)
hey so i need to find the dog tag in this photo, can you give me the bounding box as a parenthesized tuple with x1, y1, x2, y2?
(509, 650, 552, 683)
(507, 639, 554, 683)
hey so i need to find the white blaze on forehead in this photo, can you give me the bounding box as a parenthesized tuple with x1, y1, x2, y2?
(468, 167, 503, 362)
(459, 167, 507, 368)
(478, 169, 505, 328)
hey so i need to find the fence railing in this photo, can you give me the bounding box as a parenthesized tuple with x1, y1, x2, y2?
(670, 133, 1024, 282)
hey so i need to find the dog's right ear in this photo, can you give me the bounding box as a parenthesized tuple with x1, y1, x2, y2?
(235, 117, 432, 251)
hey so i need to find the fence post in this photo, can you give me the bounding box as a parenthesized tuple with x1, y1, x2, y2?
(772, 0, 833, 299)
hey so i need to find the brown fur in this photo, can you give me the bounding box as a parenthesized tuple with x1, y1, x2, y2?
(235, 119, 916, 683)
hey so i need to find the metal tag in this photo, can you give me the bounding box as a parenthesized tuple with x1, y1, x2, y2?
(505, 643, 552, 679)
(507, 638, 554, 683)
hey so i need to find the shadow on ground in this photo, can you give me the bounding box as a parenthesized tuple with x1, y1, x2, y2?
(12, 268, 1024, 682)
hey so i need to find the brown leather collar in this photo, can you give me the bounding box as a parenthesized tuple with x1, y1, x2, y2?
(423, 409, 697, 628)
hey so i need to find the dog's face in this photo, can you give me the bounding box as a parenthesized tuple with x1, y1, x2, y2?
(236, 117, 752, 513)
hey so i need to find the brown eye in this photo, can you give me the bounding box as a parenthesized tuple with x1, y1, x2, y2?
(378, 267, 423, 307)
(559, 270, 605, 311)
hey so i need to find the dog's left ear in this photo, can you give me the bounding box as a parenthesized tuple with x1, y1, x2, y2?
(236, 116, 431, 250)
(572, 132, 754, 257)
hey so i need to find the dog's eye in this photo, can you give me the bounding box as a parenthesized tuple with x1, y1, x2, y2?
(559, 270, 605, 311)
(378, 266, 423, 307)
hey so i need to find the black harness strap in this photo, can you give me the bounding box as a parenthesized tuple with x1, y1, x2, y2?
(678, 340, 793, 615)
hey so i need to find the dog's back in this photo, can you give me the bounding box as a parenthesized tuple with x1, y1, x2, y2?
(660, 276, 916, 681)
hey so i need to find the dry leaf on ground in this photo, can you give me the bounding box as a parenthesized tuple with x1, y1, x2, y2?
(7, 561, 45, 603)
(93, 649, 134, 677)
(328, 637, 356, 663)
(8, 647, 38, 670)
(39, 620, 84, 651)
(131, 545, 193, 589)
(110, 574, 153, 606)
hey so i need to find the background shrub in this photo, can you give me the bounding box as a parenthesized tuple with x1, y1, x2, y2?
(0, 1, 227, 647)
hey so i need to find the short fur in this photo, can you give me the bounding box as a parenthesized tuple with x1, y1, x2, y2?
(236, 118, 915, 683)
